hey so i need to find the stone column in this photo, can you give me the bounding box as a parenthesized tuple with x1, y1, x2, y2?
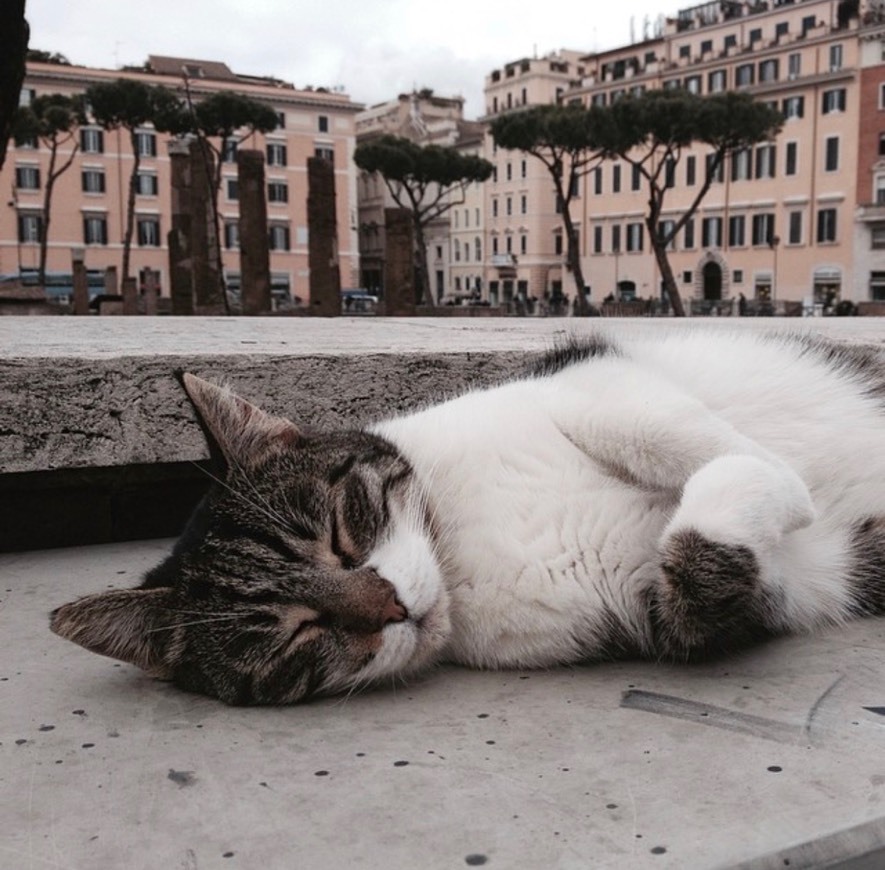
(167, 139, 194, 315)
(383, 208, 415, 316)
(71, 247, 89, 315)
(122, 277, 138, 315)
(237, 149, 271, 315)
(143, 269, 159, 316)
(307, 156, 340, 317)
(189, 139, 225, 315)
(103, 264, 118, 297)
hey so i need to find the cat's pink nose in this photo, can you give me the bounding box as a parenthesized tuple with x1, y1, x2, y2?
(382, 594, 408, 625)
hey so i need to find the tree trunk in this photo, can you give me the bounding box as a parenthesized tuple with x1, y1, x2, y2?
(38, 143, 58, 290)
(647, 216, 685, 317)
(412, 216, 434, 307)
(121, 129, 140, 281)
(0, 0, 28, 173)
(562, 203, 590, 315)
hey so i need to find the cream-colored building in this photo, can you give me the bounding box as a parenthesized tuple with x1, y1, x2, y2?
(484, 0, 885, 313)
(3, 56, 362, 306)
(483, 50, 589, 308)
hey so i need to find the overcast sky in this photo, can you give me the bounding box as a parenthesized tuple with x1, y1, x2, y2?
(27, 1, 673, 118)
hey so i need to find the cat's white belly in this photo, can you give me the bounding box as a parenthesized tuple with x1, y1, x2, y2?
(375, 395, 673, 668)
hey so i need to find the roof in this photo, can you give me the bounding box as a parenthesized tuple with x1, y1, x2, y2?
(147, 55, 239, 82)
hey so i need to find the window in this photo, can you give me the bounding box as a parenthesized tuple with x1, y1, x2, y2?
(17, 212, 42, 243)
(684, 75, 701, 95)
(611, 224, 621, 253)
(226, 178, 239, 201)
(783, 96, 804, 119)
(824, 136, 839, 172)
(269, 224, 291, 251)
(877, 176, 885, 205)
(592, 93, 606, 107)
(706, 153, 724, 183)
(612, 164, 621, 193)
(679, 45, 691, 59)
(683, 218, 695, 249)
(314, 146, 334, 164)
(15, 165, 40, 189)
(708, 70, 727, 93)
(700, 39, 713, 55)
(776, 144, 796, 183)
(801, 15, 816, 35)
(137, 217, 160, 247)
(749, 28, 762, 45)
(318, 115, 329, 133)
(632, 163, 642, 191)
(822, 88, 846, 114)
(871, 271, 885, 301)
(733, 269, 743, 284)
(871, 224, 885, 250)
(752, 213, 775, 246)
(276, 112, 286, 129)
(776, 21, 789, 39)
(736, 64, 754, 87)
(683, 271, 693, 285)
(702, 216, 723, 248)
(665, 159, 676, 189)
(135, 131, 156, 158)
(521, 160, 527, 179)
(759, 59, 779, 83)
(81, 169, 105, 193)
(492, 199, 499, 218)
(729, 214, 746, 247)
(453, 239, 460, 262)
(788, 210, 803, 245)
(788, 53, 801, 79)
(724, 35, 737, 50)
(626, 223, 643, 252)
(829, 44, 843, 72)
(268, 181, 289, 203)
(731, 149, 752, 182)
(879, 133, 885, 157)
(506, 196, 512, 216)
(520, 234, 527, 255)
(224, 221, 240, 250)
(506, 162, 512, 181)
(593, 225, 603, 253)
(83, 215, 108, 245)
(520, 195, 527, 215)
(222, 138, 238, 163)
(755, 144, 776, 179)
(137, 172, 159, 196)
(266, 143, 287, 167)
(594, 167, 602, 195)
(658, 219, 676, 250)
(80, 128, 104, 154)
(816, 208, 837, 243)
(686, 155, 696, 186)
(18, 87, 35, 107)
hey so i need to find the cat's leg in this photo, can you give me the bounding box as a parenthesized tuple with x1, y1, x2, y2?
(651, 454, 816, 660)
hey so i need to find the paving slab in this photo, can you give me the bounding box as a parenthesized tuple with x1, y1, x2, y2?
(3, 540, 885, 870)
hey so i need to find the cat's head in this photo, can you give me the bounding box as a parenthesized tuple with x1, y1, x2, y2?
(50, 374, 449, 705)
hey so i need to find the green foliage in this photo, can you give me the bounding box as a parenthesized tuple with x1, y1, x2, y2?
(26, 49, 71, 65)
(187, 91, 279, 141)
(13, 92, 83, 144)
(85, 79, 182, 133)
(598, 88, 784, 156)
(354, 134, 493, 189)
(490, 104, 597, 162)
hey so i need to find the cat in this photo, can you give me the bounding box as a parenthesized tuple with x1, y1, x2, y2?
(50, 330, 885, 705)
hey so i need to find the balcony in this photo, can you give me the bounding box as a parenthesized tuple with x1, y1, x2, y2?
(490, 253, 518, 269)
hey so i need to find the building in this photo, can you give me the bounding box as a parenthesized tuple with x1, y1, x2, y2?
(4, 55, 362, 308)
(566, 0, 885, 312)
(355, 90, 482, 302)
(482, 50, 589, 308)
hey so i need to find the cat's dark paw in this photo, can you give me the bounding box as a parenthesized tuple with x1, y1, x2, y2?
(653, 529, 771, 661)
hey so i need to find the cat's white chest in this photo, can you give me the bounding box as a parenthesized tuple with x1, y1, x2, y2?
(374, 384, 670, 668)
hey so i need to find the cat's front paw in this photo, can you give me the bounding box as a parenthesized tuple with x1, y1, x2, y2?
(664, 454, 815, 551)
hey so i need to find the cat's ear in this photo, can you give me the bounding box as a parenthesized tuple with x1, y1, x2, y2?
(180, 373, 300, 471)
(50, 587, 177, 676)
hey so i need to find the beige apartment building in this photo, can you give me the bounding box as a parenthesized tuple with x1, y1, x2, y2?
(3, 56, 362, 306)
(482, 50, 589, 308)
(481, 0, 885, 313)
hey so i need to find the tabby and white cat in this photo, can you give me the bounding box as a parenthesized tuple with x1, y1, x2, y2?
(51, 330, 885, 705)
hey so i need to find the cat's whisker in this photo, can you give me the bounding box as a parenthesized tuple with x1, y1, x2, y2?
(147, 614, 243, 633)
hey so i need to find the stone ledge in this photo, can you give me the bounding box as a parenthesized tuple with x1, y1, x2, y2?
(2, 316, 884, 550)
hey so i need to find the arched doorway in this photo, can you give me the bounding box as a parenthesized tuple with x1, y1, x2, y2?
(703, 261, 723, 300)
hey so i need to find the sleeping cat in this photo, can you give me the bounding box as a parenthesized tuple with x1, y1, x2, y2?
(50, 330, 885, 705)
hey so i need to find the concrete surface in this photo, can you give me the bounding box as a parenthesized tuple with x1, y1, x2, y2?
(4, 539, 885, 870)
(3, 316, 885, 476)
